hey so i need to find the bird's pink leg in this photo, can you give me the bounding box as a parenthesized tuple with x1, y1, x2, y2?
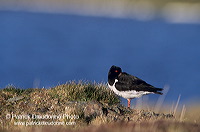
(127, 99, 131, 108)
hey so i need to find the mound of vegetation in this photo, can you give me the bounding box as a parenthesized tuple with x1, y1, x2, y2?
(0, 81, 199, 132)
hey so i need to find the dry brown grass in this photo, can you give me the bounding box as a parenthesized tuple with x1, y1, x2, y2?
(0, 82, 199, 132)
(1, 120, 199, 132)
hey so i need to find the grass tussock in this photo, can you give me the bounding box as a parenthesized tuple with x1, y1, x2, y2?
(0, 81, 121, 130)
(49, 81, 120, 105)
(0, 81, 199, 132)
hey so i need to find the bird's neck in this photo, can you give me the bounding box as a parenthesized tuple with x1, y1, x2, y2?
(108, 73, 118, 85)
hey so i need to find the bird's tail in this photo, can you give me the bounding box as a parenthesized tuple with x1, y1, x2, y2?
(154, 88, 163, 95)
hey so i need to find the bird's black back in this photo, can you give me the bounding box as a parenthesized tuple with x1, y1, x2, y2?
(115, 72, 163, 94)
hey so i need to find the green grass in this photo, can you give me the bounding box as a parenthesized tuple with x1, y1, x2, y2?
(0, 81, 121, 130)
(1, 0, 200, 15)
(49, 81, 120, 104)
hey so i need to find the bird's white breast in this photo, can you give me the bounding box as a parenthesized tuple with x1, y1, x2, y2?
(108, 79, 152, 99)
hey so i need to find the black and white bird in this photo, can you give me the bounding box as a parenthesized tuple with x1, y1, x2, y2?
(108, 65, 163, 108)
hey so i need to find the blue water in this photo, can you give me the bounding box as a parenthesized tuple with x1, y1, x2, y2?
(0, 11, 200, 104)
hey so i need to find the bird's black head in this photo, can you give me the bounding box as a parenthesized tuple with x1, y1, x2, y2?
(108, 65, 122, 80)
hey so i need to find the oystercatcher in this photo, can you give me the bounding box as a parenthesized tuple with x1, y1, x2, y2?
(108, 65, 163, 108)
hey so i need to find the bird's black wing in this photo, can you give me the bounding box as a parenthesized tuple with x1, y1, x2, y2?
(115, 72, 163, 94)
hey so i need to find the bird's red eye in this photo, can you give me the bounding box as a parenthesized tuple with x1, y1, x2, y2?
(115, 70, 118, 72)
